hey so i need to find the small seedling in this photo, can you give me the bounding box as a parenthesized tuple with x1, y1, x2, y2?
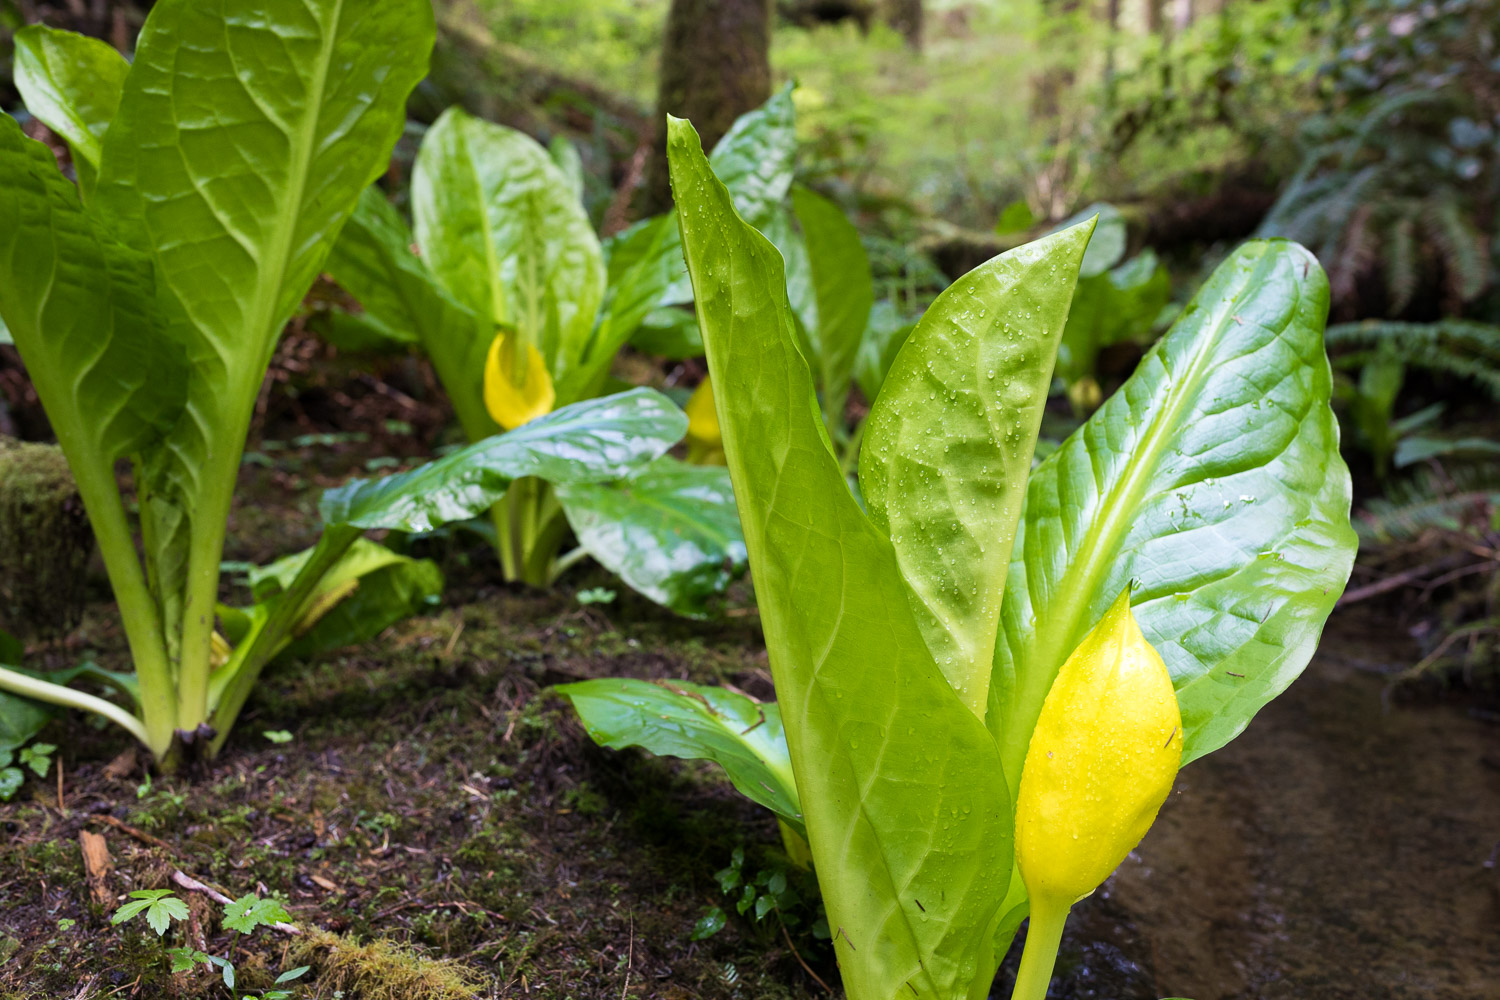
(112, 890, 188, 937)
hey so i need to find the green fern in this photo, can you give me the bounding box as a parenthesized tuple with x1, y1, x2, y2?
(1384, 215, 1420, 315)
(1423, 197, 1491, 306)
(1357, 462, 1500, 544)
(1326, 319, 1500, 400)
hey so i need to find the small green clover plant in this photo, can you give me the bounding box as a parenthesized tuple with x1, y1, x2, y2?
(114, 889, 303, 995)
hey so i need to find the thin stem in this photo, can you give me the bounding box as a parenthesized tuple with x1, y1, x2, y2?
(69, 450, 176, 757)
(1009, 896, 1070, 1000)
(0, 664, 149, 746)
(549, 545, 591, 580)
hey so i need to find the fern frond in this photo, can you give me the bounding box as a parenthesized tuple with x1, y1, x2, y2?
(1325, 319, 1500, 400)
(1330, 203, 1377, 305)
(1423, 197, 1491, 305)
(1384, 214, 1420, 314)
(1357, 462, 1500, 544)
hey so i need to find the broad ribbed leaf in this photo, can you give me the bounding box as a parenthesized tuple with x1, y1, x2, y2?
(860, 222, 1092, 718)
(670, 117, 1012, 1000)
(328, 187, 496, 440)
(320, 389, 687, 532)
(790, 185, 874, 424)
(988, 241, 1357, 802)
(12, 25, 128, 197)
(595, 213, 687, 371)
(412, 108, 605, 393)
(0, 115, 184, 464)
(246, 538, 443, 659)
(90, 0, 434, 667)
(558, 678, 802, 834)
(556, 457, 747, 617)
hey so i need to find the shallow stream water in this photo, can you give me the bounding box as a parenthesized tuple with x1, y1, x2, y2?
(1033, 610, 1500, 999)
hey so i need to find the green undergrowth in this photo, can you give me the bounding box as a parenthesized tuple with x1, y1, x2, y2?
(0, 453, 818, 997)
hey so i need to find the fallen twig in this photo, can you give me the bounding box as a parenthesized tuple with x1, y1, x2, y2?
(85, 814, 179, 855)
(171, 871, 301, 935)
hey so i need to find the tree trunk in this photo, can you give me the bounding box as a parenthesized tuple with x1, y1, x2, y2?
(640, 0, 773, 216)
(880, 0, 922, 49)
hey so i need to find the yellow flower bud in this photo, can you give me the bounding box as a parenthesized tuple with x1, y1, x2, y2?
(483, 331, 555, 431)
(1016, 587, 1181, 907)
(684, 375, 726, 465)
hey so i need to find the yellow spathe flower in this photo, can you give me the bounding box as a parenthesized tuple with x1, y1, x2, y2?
(684, 375, 726, 465)
(484, 331, 555, 430)
(1015, 587, 1181, 907)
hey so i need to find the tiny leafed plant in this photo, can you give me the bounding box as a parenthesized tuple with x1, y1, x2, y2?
(563, 118, 1358, 999)
(113, 888, 306, 996)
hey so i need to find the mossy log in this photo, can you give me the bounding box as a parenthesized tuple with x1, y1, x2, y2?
(0, 438, 94, 640)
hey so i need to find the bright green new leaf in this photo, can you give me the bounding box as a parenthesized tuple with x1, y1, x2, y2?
(988, 241, 1357, 803)
(412, 107, 605, 390)
(670, 116, 1014, 1000)
(790, 185, 875, 426)
(861, 220, 1093, 719)
(320, 389, 687, 533)
(555, 457, 747, 618)
(549, 134, 586, 203)
(708, 82, 798, 228)
(558, 678, 802, 834)
(11, 24, 128, 198)
(223, 894, 292, 934)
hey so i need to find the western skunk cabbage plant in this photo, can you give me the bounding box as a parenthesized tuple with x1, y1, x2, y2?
(0, 1, 433, 765)
(326, 110, 745, 615)
(562, 117, 1357, 1000)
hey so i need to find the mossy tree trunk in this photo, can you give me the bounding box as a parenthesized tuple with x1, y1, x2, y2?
(0, 439, 94, 640)
(640, 0, 773, 216)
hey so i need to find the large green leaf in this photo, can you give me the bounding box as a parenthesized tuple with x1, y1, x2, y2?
(670, 116, 1012, 1000)
(988, 241, 1357, 802)
(12, 24, 128, 198)
(790, 185, 874, 425)
(90, 0, 435, 690)
(320, 389, 687, 533)
(1053, 201, 1127, 278)
(861, 221, 1093, 719)
(0, 115, 184, 466)
(328, 187, 496, 440)
(558, 678, 802, 835)
(411, 108, 605, 394)
(597, 214, 689, 363)
(243, 538, 443, 659)
(555, 457, 747, 618)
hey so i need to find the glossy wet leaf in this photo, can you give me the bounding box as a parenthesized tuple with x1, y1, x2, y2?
(670, 116, 1014, 1000)
(861, 220, 1093, 717)
(790, 185, 874, 424)
(555, 457, 746, 617)
(320, 389, 686, 532)
(412, 108, 604, 392)
(988, 241, 1357, 808)
(558, 678, 801, 834)
(12, 24, 128, 197)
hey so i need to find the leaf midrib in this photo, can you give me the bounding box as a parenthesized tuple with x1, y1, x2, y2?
(1010, 253, 1288, 773)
